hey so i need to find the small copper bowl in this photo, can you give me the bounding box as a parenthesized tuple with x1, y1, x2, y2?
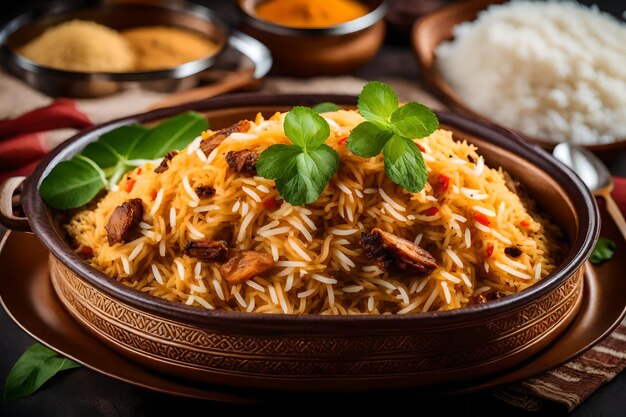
(0, 94, 599, 392)
(235, 0, 389, 76)
(412, 0, 626, 155)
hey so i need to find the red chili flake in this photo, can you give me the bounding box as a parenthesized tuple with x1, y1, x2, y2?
(263, 197, 278, 210)
(421, 206, 439, 216)
(474, 212, 490, 227)
(125, 179, 136, 193)
(486, 245, 494, 258)
(151, 190, 158, 200)
(80, 246, 93, 256)
(436, 174, 450, 192)
(415, 143, 425, 152)
(137, 168, 142, 175)
(338, 136, 348, 145)
(520, 220, 530, 227)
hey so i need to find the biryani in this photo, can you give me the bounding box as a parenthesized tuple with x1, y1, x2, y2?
(65, 109, 563, 315)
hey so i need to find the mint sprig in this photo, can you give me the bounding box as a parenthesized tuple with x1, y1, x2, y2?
(347, 81, 438, 192)
(257, 107, 339, 206)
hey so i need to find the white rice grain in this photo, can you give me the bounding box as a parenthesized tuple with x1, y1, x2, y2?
(212, 279, 225, 300)
(169, 207, 177, 228)
(312, 274, 337, 284)
(473, 205, 496, 217)
(445, 249, 464, 268)
(297, 288, 316, 298)
(534, 263, 542, 280)
(379, 188, 406, 211)
(440, 270, 462, 284)
(414, 233, 423, 246)
(242, 186, 262, 202)
(473, 156, 484, 176)
(121, 256, 131, 275)
(494, 261, 532, 279)
(465, 228, 472, 248)
(129, 242, 144, 261)
(246, 280, 266, 292)
(150, 188, 164, 215)
(288, 238, 312, 261)
(187, 222, 206, 239)
(174, 259, 185, 281)
(151, 264, 163, 285)
(342, 285, 363, 293)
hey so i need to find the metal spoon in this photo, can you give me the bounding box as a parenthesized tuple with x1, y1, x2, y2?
(553, 143, 626, 241)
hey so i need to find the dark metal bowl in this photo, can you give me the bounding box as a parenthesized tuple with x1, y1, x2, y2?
(0, 0, 272, 97)
(0, 94, 599, 391)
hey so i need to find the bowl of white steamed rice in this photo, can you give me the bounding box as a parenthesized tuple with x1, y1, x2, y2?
(413, 0, 626, 150)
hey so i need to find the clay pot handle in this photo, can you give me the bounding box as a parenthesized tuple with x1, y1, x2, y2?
(0, 176, 31, 232)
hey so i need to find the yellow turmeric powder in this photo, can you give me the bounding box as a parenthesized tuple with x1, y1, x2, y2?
(255, 0, 369, 28)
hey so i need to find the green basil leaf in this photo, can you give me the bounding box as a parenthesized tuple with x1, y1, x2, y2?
(129, 112, 208, 160)
(312, 102, 342, 113)
(82, 125, 148, 169)
(283, 107, 330, 151)
(4, 343, 80, 401)
(256, 144, 302, 179)
(357, 81, 399, 125)
(390, 102, 439, 139)
(347, 121, 393, 158)
(39, 156, 107, 210)
(382, 135, 427, 193)
(589, 237, 616, 264)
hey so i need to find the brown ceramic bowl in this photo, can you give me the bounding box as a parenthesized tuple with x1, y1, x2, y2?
(0, 94, 599, 392)
(412, 0, 626, 155)
(235, 0, 389, 76)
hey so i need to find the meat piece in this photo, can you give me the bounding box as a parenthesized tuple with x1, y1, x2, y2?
(184, 239, 228, 261)
(219, 250, 275, 284)
(226, 149, 258, 176)
(360, 228, 437, 274)
(105, 198, 144, 245)
(154, 151, 178, 173)
(199, 120, 251, 157)
(195, 185, 215, 199)
(504, 246, 522, 258)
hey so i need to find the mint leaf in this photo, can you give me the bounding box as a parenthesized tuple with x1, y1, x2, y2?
(4, 343, 80, 401)
(383, 136, 427, 193)
(283, 107, 330, 151)
(258, 107, 339, 206)
(312, 102, 342, 113)
(256, 144, 301, 179)
(347, 121, 393, 157)
(357, 81, 399, 125)
(390, 102, 439, 139)
(590, 238, 616, 264)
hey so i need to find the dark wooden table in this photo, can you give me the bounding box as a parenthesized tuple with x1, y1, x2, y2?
(1, 1, 625, 416)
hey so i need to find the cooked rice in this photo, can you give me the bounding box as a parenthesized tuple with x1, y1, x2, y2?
(66, 109, 564, 315)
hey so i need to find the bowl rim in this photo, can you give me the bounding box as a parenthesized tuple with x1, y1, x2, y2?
(235, 0, 391, 36)
(22, 93, 599, 328)
(0, 0, 229, 81)
(411, 0, 626, 152)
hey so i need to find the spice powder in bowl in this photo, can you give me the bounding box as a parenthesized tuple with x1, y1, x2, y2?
(19, 20, 135, 72)
(254, 0, 370, 27)
(121, 26, 220, 71)
(18, 20, 220, 73)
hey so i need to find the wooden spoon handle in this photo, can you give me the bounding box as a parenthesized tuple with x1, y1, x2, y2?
(147, 68, 256, 111)
(602, 191, 626, 243)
